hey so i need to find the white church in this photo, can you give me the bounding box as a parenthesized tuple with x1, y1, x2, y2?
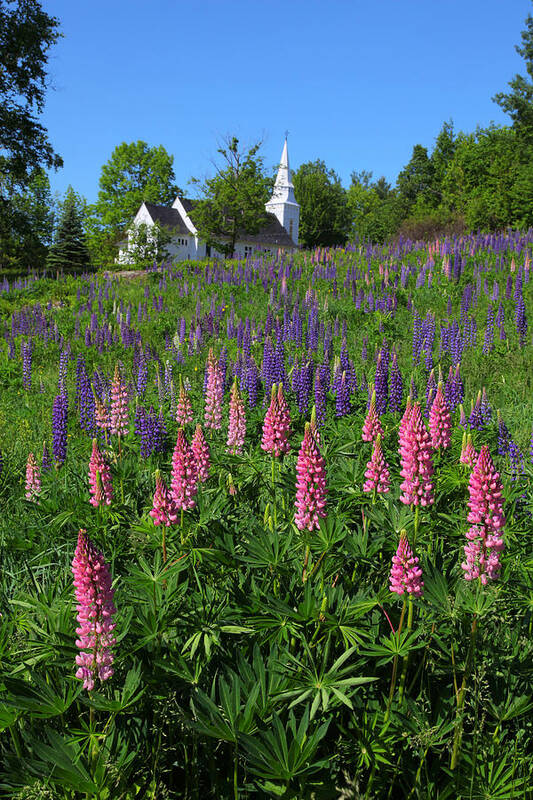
(117, 139, 300, 264)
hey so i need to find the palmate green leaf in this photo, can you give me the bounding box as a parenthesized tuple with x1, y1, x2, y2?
(2, 675, 82, 719)
(360, 629, 426, 665)
(24, 727, 98, 795)
(82, 664, 144, 712)
(189, 670, 260, 742)
(240, 707, 331, 784)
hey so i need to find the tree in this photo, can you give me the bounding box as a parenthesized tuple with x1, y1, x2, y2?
(121, 221, 172, 267)
(293, 160, 350, 248)
(89, 141, 179, 265)
(347, 171, 401, 244)
(396, 144, 437, 215)
(0, 168, 55, 270)
(46, 186, 90, 272)
(493, 4, 533, 135)
(189, 136, 272, 257)
(0, 0, 62, 187)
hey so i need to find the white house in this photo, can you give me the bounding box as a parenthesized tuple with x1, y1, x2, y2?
(117, 138, 299, 264)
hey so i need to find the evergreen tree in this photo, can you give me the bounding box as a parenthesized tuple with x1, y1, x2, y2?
(493, 4, 533, 136)
(46, 187, 90, 272)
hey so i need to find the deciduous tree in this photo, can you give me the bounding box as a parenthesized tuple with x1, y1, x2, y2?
(293, 160, 350, 248)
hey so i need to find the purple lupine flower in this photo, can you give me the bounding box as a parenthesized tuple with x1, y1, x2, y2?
(52, 393, 68, 466)
(41, 441, 52, 473)
(314, 367, 327, 426)
(374, 350, 389, 416)
(468, 392, 485, 431)
(389, 352, 403, 413)
(480, 387, 492, 424)
(483, 304, 495, 354)
(21, 340, 33, 391)
(335, 372, 352, 417)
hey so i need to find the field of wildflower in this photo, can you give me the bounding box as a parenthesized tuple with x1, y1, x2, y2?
(0, 232, 532, 799)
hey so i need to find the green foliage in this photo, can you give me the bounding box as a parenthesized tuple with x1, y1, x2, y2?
(189, 136, 273, 257)
(88, 141, 179, 266)
(293, 160, 351, 248)
(121, 221, 173, 268)
(46, 187, 90, 272)
(493, 4, 533, 135)
(0, 169, 55, 271)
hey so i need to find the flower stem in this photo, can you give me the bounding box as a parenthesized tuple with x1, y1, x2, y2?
(450, 613, 479, 770)
(413, 505, 420, 549)
(398, 595, 414, 705)
(384, 599, 406, 721)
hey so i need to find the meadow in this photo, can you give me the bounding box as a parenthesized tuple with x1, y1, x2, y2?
(0, 232, 532, 799)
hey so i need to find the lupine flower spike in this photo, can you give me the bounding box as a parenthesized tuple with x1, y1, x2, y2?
(204, 349, 223, 430)
(25, 452, 41, 502)
(88, 439, 113, 507)
(294, 422, 327, 531)
(399, 402, 434, 507)
(150, 470, 179, 527)
(429, 382, 452, 449)
(462, 446, 505, 584)
(460, 433, 478, 468)
(71, 529, 116, 691)
(227, 378, 246, 454)
(171, 429, 198, 510)
(176, 375, 193, 425)
(110, 364, 129, 437)
(362, 389, 383, 442)
(261, 383, 291, 457)
(192, 424, 210, 483)
(363, 434, 390, 494)
(389, 531, 423, 597)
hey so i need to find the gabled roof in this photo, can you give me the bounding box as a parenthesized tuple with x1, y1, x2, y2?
(144, 202, 191, 235)
(242, 213, 296, 248)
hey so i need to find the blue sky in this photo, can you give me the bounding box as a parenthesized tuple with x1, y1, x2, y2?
(40, 0, 531, 204)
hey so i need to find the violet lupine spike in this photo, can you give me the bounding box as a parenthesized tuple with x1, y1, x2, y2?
(171, 429, 198, 510)
(88, 439, 113, 507)
(227, 379, 246, 455)
(429, 382, 452, 450)
(361, 390, 383, 442)
(399, 402, 434, 507)
(110, 364, 129, 437)
(150, 470, 179, 526)
(72, 529, 116, 691)
(204, 348, 223, 430)
(294, 422, 327, 532)
(389, 531, 423, 597)
(363, 434, 390, 494)
(176, 375, 193, 425)
(25, 452, 41, 502)
(261, 383, 291, 457)
(41, 441, 52, 473)
(52, 392, 68, 466)
(192, 424, 210, 483)
(462, 445, 505, 584)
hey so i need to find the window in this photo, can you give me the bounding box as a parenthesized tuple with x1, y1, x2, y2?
(244, 245, 254, 256)
(289, 219, 294, 238)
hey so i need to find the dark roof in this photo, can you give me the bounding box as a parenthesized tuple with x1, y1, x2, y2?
(242, 213, 296, 248)
(179, 198, 197, 214)
(144, 202, 190, 235)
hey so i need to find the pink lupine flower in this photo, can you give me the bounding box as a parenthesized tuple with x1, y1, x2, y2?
(467, 446, 505, 533)
(227, 379, 246, 454)
(176, 376, 193, 425)
(362, 390, 383, 442)
(390, 531, 423, 597)
(204, 349, 223, 430)
(150, 470, 179, 526)
(429, 382, 451, 449)
(399, 402, 434, 507)
(88, 439, 113, 507)
(363, 434, 390, 494)
(192, 424, 210, 483)
(110, 364, 129, 436)
(461, 446, 505, 584)
(171, 429, 198, 509)
(294, 422, 327, 531)
(71, 529, 116, 691)
(25, 451, 41, 502)
(460, 433, 478, 468)
(261, 383, 291, 457)
(94, 392, 111, 434)
(398, 396, 413, 455)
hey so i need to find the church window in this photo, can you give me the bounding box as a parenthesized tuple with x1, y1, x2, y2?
(289, 220, 294, 238)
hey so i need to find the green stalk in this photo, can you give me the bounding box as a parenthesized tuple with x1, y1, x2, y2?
(233, 741, 239, 800)
(450, 613, 479, 770)
(413, 504, 420, 549)
(384, 599, 406, 721)
(271, 456, 277, 528)
(398, 595, 414, 706)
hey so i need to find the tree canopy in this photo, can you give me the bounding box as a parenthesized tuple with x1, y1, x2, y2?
(88, 141, 179, 266)
(189, 137, 272, 257)
(493, 5, 533, 135)
(293, 160, 350, 248)
(46, 186, 90, 273)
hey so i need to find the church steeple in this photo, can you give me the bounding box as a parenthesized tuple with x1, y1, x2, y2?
(265, 137, 300, 246)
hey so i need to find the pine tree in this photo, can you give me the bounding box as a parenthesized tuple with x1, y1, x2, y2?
(46, 187, 90, 272)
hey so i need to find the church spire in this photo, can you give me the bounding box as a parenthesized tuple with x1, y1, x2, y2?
(265, 137, 300, 245)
